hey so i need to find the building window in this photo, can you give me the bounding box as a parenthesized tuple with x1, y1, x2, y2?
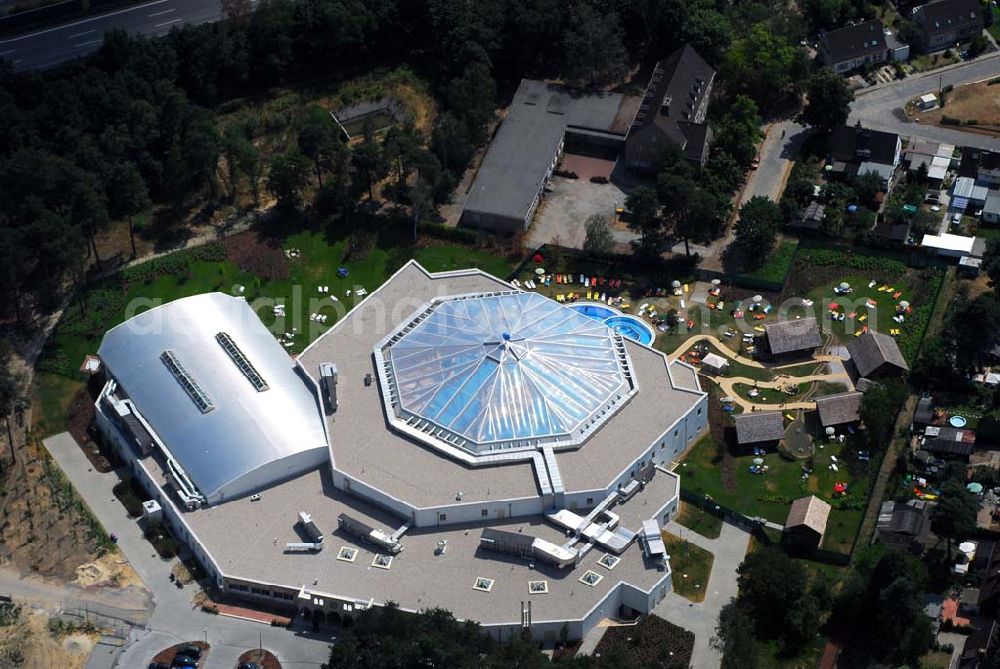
(438, 513, 447, 522)
(481, 509, 489, 517)
(586, 497, 593, 506)
(697, 407, 702, 415)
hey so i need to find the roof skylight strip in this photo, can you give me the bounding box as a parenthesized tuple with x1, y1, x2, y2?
(215, 332, 270, 392)
(160, 350, 216, 413)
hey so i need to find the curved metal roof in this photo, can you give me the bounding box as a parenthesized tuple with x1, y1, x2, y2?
(98, 293, 328, 504)
(376, 292, 636, 456)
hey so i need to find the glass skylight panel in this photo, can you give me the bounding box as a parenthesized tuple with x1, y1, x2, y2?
(216, 331, 269, 391)
(160, 350, 215, 413)
(381, 292, 634, 453)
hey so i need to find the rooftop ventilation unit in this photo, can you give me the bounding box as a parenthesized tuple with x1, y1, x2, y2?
(319, 362, 338, 413)
(286, 511, 324, 552)
(337, 513, 403, 553)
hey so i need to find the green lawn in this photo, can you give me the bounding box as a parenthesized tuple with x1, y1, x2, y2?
(675, 500, 723, 539)
(663, 532, 714, 602)
(679, 434, 871, 554)
(991, 7, 1000, 41)
(737, 240, 798, 285)
(732, 381, 809, 406)
(787, 248, 943, 363)
(32, 230, 516, 436)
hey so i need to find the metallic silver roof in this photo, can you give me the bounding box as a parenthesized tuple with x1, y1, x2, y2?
(98, 293, 328, 503)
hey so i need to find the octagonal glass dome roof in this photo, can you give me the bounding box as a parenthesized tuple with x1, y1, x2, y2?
(375, 292, 637, 457)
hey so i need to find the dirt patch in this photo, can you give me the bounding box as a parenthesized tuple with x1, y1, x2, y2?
(0, 435, 112, 581)
(238, 648, 282, 669)
(65, 382, 116, 474)
(72, 553, 143, 590)
(0, 605, 96, 669)
(916, 81, 1000, 136)
(223, 231, 290, 281)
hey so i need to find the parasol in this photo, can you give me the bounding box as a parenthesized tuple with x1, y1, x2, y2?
(535, 267, 545, 275)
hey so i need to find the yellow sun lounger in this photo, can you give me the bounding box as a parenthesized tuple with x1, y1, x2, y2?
(854, 329, 865, 337)
(858, 314, 867, 322)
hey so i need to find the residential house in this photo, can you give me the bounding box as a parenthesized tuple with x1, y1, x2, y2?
(982, 191, 1000, 225)
(847, 330, 909, 378)
(760, 318, 822, 359)
(783, 496, 832, 549)
(819, 20, 901, 74)
(734, 411, 785, 447)
(921, 232, 987, 260)
(828, 125, 902, 187)
(876, 499, 931, 553)
(922, 425, 976, 458)
(952, 176, 989, 212)
(958, 148, 1000, 186)
(904, 140, 953, 186)
(815, 391, 864, 427)
(624, 45, 715, 170)
(912, 0, 985, 52)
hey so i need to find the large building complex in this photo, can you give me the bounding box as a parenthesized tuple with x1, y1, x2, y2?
(94, 262, 708, 641)
(460, 44, 715, 233)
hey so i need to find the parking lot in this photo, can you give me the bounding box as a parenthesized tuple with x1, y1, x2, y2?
(527, 166, 639, 250)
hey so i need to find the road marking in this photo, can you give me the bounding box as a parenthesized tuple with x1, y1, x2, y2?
(74, 39, 102, 48)
(0, 0, 168, 43)
(154, 17, 182, 27)
(148, 8, 174, 16)
(0, 49, 14, 56)
(68, 29, 95, 38)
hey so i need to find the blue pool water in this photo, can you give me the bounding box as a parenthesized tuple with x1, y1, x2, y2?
(568, 303, 655, 346)
(568, 303, 617, 320)
(604, 315, 655, 346)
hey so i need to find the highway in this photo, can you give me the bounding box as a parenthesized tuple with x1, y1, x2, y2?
(0, 0, 221, 70)
(849, 54, 1000, 151)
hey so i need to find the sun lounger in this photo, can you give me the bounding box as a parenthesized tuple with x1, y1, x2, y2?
(600, 292, 607, 302)
(512, 279, 521, 288)
(310, 313, 317, 321)
(858, 314, 867, 322)
(763, 304, 772, 313)
(893, 291, 901, 299)
(868, 280, 876, 288)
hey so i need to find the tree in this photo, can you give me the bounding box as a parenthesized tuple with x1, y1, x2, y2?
(676, 187, 727, 257)
(712, 600, 758, 669)
(351, 120, 386, 201)
(982, 237, 1000, 290)
(108, 162, 150, 259)
(801, 69, 854, 133)
(853, 170, 884, 209)
(946, 293, 1000, 368)
(562, 2, 627, 86)
(860, 380, 905, 448)
(297, 106, 341, 188)
(266, 152, 311, 209)
(726, 196, 781, 272)
(382, 121, 423, 202)
(221, 0, 252, 26)
(72, 172, 110, 268)
(932, 476, 980, 557)
(712, 95, 761, 166)
(721, 23, 809, 110)
(625, 186, 661, 255)
(583, 213, 614, 254)
(0, 341, 26, 469)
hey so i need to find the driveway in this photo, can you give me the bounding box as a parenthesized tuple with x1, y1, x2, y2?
(43, 433, 333, 669)
(652, 521, 750, 668)
(850, 55, 1000, 151)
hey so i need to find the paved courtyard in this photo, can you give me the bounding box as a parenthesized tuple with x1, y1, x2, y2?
(43, 433, 333, 669)
(653, 520, 750, 668)
(528, 174, 639, 250)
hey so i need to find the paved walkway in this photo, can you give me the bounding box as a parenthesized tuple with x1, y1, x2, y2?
(713, 372, 853, 412)
(43, 433, 333, 669)
(652, 521, 751, 668)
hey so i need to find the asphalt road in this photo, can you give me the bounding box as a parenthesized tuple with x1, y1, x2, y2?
(0, 0, 221, 70)
(850, 54, 1000, 151)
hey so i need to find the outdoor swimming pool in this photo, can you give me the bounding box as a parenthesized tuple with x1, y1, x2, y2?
(568, 303, 655, 346)
(569, 303, 617, 320)
(950, 415, 968, 428)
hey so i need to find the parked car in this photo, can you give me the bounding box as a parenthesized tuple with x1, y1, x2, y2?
(171, 656, 197, 669)
(750, 157, 760, 170)
(176, 646, 202, 660)
(951, 212, 962, 226)
(238, 663, 262, 669)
